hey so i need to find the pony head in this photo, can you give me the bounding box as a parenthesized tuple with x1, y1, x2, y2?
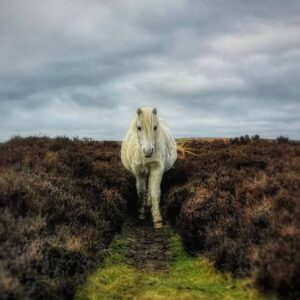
(135, 107, 158, 158)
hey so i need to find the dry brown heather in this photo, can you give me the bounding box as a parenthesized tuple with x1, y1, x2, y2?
(0, 137, 137, 300)
(0, 136, 299, 299)
(163, 137, 300, 299)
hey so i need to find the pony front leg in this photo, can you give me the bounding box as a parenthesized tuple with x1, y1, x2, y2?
(149, 168, 164, 229)
(136, 175, 147, 220)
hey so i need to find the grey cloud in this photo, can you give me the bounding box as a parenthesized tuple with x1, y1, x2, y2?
(0, 0, 300, 141)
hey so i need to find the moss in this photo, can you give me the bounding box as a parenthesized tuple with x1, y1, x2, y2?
(75, 227, 267, 300)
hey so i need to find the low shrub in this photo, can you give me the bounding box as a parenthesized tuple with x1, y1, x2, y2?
(0, 137, 136, 299)
(163, 139, 300, 298)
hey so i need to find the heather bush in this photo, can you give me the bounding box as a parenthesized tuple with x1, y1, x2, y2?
(0, 137, 136, 299)
(163, 139, 300, 298)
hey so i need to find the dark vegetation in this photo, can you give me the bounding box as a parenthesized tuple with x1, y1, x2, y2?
(0, 136, 299, 299)
(163, 138, 300, 299)
(0, 136, 136, 300)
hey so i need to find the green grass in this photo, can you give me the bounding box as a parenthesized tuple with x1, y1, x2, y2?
(75, 226, 268, 300)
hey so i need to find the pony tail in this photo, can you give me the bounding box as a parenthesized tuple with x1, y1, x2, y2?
(176, 140, 200, 159)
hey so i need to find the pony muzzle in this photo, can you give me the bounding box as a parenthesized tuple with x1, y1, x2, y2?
(143, 147, 154, 157)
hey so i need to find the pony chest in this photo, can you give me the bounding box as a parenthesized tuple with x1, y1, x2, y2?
(133, 159, 161, 176)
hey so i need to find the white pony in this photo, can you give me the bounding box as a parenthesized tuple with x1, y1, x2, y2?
(121, 107, 177, 228)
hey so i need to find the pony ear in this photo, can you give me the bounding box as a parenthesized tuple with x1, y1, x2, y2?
(137, 108, 142, 115)
(152, 108, 157, 115)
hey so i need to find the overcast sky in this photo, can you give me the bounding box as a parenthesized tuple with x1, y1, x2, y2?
(1, 0, 300, 141)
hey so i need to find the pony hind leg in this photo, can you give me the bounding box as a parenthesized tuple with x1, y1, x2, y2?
(145, 176, 152, 209)
(136, 175, 147, 220)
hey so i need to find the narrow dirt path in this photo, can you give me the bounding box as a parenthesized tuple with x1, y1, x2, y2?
(75, 219, 266, 300)
(121, 219, 173, 272)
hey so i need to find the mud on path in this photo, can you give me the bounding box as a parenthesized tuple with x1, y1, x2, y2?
(121, 218, 174, 272)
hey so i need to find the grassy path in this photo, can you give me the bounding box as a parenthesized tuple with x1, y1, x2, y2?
(75, 220, 267, 300)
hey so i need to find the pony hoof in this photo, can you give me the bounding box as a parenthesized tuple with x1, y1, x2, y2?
(154, 221, 163, 229)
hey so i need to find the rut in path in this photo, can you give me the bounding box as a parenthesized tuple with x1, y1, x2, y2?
(120, 219, 174, 272)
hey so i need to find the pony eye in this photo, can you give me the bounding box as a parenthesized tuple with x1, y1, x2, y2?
(137, 126, 142, 131)
(154, 126, 157, 131)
